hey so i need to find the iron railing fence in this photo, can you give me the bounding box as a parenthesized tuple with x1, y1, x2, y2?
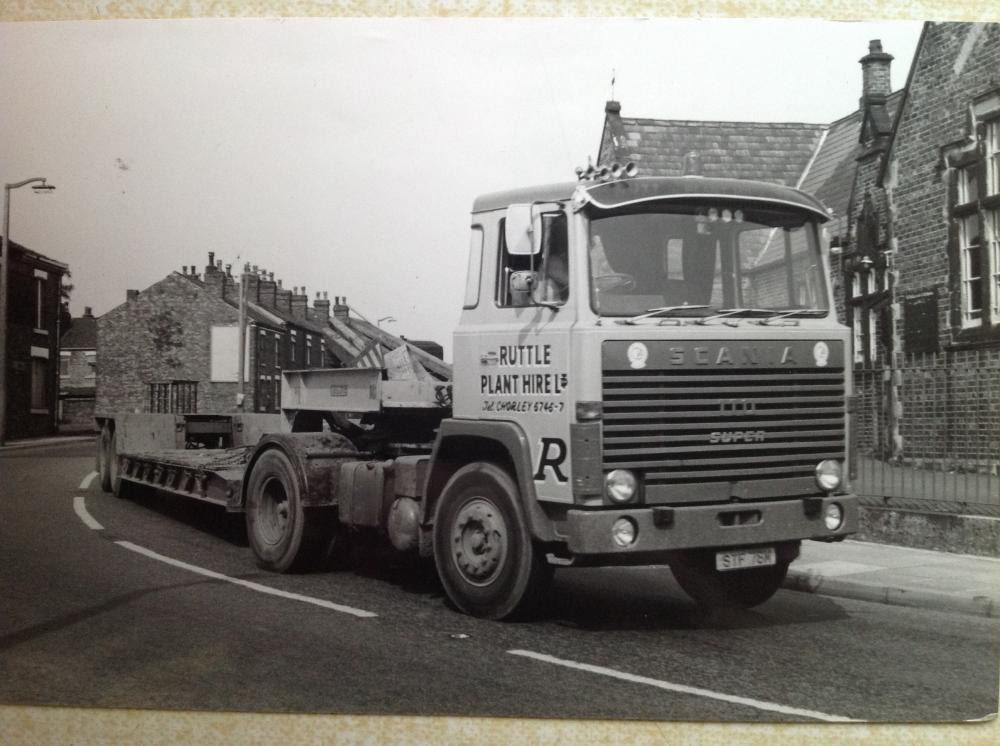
(853, 350, 999, 516)
(148, 381, 199, 414)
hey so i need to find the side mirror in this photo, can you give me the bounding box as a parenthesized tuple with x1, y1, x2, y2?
(505, 204, 542, 256)
(509, 270, 537, 294)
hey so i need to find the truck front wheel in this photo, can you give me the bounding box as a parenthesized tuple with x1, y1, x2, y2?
(245, 449, 323, 573)
(670, 550, 791, 609)
(433, 462, 551, 620)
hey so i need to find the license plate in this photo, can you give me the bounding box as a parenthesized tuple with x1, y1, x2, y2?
(715, 546, 776, 572)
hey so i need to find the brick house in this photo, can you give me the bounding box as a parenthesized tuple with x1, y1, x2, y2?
(96, 253, 336, 416)
(59, 305, 98, 432)
(0, 239, 68, 440)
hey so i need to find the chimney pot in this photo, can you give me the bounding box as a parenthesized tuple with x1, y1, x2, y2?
(225, 264, 232, 276)
(126, 289, 139, 301)
(182, 266, 188, 275)
(208, 251, 215, 266)
(84, 306, 93, 317)
(217, 260, 222, 270)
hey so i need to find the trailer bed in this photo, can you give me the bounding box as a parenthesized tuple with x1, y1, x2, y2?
(119, 446, 253, 510)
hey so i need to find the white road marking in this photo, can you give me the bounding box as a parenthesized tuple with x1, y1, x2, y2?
(115, 541, 378, 619)
(508, 649, 860, 722)
(73, 497, 104, 531)
(792, 560, 884, 577)
(79, 471, 98, 490)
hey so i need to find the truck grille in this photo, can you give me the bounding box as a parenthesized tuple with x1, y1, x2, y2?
(601, 366, 846, 490)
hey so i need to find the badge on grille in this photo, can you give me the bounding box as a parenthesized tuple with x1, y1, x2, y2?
(813, 341, 830, 367)
(627, 342, 649, 369)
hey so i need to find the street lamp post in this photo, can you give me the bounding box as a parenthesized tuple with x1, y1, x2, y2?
(1, 177, 57, 445)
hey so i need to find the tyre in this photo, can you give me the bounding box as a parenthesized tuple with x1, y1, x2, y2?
(99, 426, 123, 496)
(433, 462, 551, 620)
(245, 448, 324, 573)
(97, 426, 111, 493)
(107, 428, 124, 498)
(670, 550, 791, 609)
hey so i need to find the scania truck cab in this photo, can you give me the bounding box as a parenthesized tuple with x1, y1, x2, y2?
(441, 171, 856, 616)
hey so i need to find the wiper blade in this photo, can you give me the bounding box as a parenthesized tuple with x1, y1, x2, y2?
(694, 308, 776, 327)
(622, 305, 709, 325)
(757, 308, 828, 325)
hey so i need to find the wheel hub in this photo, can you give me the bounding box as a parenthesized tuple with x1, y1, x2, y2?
(451, 498, 507, 586)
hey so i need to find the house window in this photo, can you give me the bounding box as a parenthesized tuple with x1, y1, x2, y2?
(274, 335, 280, 369)
(85, 351, 97, 378)
(60, 351, 70, 377)
(34, 277, 46, 330)
(290, 330, 297, 364)
(31, 358, 48, 411)
(959, 214, 982, 327)
(986, 120, 1000, 196)
(958, 163, 979, 205)
(989, 208, 1000, 322)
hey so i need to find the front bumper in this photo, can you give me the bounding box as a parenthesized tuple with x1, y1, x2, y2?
(562, 494, 857, 562)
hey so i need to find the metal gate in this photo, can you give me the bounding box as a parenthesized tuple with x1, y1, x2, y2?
(853, 351, 999, 516)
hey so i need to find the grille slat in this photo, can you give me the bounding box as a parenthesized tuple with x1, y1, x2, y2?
(602, 364, 846, 485)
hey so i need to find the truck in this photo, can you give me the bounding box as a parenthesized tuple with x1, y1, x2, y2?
(95, 166, 858, 619)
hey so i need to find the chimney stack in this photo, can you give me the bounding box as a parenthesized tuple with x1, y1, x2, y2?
(277, 284, 293, 313)
(333, 295, 350, 320)
(259, 271, 277, 308)
(291, 286, 308, 320)
(314, 291, 330, 323)
(126, 289, 139, 302)
(859, 39, 893, 107)
(204, 251, 224, 296)
(83, 306, 93, 318)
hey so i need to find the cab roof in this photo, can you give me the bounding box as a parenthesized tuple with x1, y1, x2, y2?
(472, 175, 831, 222)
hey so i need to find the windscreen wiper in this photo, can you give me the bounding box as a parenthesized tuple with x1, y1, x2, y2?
(757, 308, 828, 325)
(621, 305, 709, 325)
(694, 308, 777, 327)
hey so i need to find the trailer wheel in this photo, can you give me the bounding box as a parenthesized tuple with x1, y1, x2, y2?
(433, 462, 550, 620)
(670, 551, 791, 609)
(97, 426, 111, 492)
(245, 448, 321, 573)
(99, 426, 122, 495)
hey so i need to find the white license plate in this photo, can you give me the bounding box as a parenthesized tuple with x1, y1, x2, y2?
(715, 546, 776, 572)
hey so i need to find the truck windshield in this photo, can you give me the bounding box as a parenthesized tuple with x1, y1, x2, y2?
(587, 203, 828, 318)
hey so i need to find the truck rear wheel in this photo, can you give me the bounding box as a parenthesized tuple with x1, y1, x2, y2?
(245, 448, 324, 573)
(433, 462, 551, 620)
(670, 550, 791, 609)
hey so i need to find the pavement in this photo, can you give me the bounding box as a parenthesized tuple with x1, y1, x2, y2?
(0, 434, 96, 451)
(787, 538, 1000, 619)
(2, 435, 997, 619)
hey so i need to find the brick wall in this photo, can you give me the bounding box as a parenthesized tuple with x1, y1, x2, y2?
(97, 273, 246, 414)
(884, 22, 1000, 351)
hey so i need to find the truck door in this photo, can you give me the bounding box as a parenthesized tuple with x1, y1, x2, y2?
(473, 204, 575, 505)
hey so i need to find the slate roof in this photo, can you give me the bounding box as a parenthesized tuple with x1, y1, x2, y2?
(600, 106, 827, 187)
(599, 93, 903, 245)
(60, 314, 97, 350)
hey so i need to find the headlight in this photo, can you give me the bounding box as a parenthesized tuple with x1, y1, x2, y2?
(605, 469, 637, 504)
(815, 460, 842, 492)
(611, 517, 638, 547)
(824, 502, 844, 531)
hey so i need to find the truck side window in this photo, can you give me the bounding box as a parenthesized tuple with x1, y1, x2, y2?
(537, 212, 569, 304)
(464, 226, 484, 309)
(495, 218, 535, 307)
(495, 213, 568, 307)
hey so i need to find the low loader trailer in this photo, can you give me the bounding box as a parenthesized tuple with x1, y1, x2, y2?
(96, 169, 858, 619)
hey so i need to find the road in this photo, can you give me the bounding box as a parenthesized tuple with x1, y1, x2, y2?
(1, 440, 997, 723)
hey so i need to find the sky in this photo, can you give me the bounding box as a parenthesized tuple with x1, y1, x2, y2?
(0, 18, 923, 358)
